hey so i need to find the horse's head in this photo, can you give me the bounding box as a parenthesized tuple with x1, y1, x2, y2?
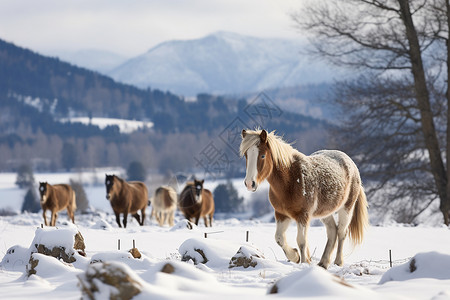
(39, 182, 49, 204)
(241, 129, 274, 192)
(193, 179, 204, 198)
(105, 174, 119, 200)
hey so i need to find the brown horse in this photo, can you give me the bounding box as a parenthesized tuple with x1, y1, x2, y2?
(150, 186, 177, 226)
(38, 182, 76, 226)
(105, 174, 148, 228)
(178, 179, 215, 227)
(240, 129, 369, 269)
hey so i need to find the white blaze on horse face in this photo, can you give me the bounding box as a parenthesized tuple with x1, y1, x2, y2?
(244, 145, 259, 192)
(195, 185, 202, 203)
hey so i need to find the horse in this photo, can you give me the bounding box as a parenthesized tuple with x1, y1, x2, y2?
(149, 186, 177, 226)
(105, 174, 148, 228)
(178, 179, 215, 227)
(240, 129, 369, 269)
(38, 182, 76, 226)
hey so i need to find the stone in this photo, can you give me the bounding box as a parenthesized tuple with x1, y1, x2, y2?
(79, 262, 142, 300)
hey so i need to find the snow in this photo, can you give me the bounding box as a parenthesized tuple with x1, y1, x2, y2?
(1, 173, 450, 299)
(59, 117, 153, 134)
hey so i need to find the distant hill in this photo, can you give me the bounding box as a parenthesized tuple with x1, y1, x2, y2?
(0, 38, 331, 172)
(109, 32, 339, 96)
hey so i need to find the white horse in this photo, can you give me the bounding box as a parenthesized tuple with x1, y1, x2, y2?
(150, 186, 177, 226)
(240, 129, 369, 269)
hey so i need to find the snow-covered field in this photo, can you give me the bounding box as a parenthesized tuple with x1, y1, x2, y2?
(1, 172, 450, 299)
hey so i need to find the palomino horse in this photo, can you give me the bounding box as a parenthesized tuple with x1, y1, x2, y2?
(38, 182, 76, 226)
(178, 179, 215, 227)
(240, 129, 369, 269)
(150, 186, 177, 226)
(105, 174, 148, 228)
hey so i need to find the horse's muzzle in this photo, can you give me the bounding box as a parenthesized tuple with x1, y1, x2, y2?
(244, 180, 257, 192)
(106, 194, 110, 200)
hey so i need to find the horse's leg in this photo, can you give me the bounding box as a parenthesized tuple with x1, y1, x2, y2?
(334, 208, 353, 266)
(194, 212, 201, 226)
(132, 213, 141, 225)
(275, 212, 300, 263)
(140, 208, 146, 226)
(209, 214, 213, 227)
(115, 211, 122, 228)
(169, 211, 175, 226)
(203, 216, 209, 227)
(318, 215, 338, 269)
(123, 212, 128, 228)
(42, 209, 48, 226)
(158, 212, 164, 226)
(296, 220, 311, 264)
(51, 212, 58, 226)
(67, 206, 75, 224)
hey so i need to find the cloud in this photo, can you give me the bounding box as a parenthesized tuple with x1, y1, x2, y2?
(0, 0, 301, 57)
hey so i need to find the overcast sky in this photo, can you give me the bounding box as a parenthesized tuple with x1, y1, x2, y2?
(0, 0, 302, 58)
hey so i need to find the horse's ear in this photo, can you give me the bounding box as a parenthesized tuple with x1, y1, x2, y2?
(241, 129, 247, 138)
(201, 179, 204, 184)
(260, 129, 268, 143)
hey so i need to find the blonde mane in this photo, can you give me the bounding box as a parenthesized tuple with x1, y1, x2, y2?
(239, 129, 297, 168)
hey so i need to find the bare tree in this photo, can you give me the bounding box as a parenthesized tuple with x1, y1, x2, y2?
(294, 0, 450, 224)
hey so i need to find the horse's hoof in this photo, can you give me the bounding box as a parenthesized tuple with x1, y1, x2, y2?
(318, 262, 329, 269)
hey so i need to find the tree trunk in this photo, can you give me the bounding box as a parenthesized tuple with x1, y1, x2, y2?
(446, 0, 450, 225)
(398, 0, 449, 224)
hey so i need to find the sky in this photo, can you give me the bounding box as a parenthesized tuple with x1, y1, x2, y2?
(0, 0, 302, 58)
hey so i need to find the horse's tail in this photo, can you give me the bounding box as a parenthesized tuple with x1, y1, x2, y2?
(349, 185, 369, 245)
(71, 190, 77, 211)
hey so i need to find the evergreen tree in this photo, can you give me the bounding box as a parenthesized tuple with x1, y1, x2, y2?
(213, 180, 244, 213)
(127, 161, 147, 182)
(21, 186, 41, 213)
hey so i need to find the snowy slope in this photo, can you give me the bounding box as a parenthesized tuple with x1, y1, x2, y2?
(59, 117, 154, 134)
(109, 32, 339, 96)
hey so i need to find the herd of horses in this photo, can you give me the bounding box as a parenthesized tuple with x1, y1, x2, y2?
(38, 176, 215, 229)
(36, 129, 369, 269)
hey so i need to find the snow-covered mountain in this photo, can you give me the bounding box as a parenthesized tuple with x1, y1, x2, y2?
(109, 32, 339, 96)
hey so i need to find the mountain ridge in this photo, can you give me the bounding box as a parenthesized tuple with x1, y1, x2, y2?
(109, 31, 338, 96)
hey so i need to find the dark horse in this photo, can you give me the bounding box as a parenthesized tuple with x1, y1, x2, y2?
(39, 182, 76, 226)
(105, 174, 148, 228)
(178, 179, 215, 227)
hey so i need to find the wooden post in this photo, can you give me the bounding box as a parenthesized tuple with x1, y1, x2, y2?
(204, 232, 207, 238)
(133, 239, 135, 248)
(389, 250, 392, 268)
(118, 239, 121, 250)
(41, 224, 43, 228)
(246, 231, 249, 242)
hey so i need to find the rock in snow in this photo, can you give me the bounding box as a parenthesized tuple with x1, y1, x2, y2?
(79, 261, 144, 300)
(229, 245, 265, 269)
